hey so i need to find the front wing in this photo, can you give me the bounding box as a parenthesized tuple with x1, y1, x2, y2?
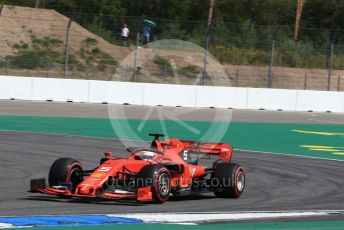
(29, 178, 153, 201)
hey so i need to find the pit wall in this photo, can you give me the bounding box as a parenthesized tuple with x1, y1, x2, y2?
(1, 76, 343, 113)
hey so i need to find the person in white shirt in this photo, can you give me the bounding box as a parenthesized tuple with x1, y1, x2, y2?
(121, 24, 129, 46)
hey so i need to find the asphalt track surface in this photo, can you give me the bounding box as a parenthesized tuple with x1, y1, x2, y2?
(0, 132, 344, 217)
(0, 100, 343, 219)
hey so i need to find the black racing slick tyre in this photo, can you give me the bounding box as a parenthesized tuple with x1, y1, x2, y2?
(48, 158, 83, 191)
(212, 163, 245, 198)
(137, 164, 171, 203)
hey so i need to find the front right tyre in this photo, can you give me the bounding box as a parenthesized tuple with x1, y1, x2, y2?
(48, 158, 83, 192)
(137, 164, 171, 203)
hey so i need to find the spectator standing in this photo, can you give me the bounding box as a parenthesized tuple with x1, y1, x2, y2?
(121, 24, 129, 46)
(143, 25, 151, 44)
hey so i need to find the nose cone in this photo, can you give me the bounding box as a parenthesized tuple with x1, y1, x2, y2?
(78, 185, 91, 195)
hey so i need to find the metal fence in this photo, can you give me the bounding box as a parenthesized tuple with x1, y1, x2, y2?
(0, 6, 343, 91)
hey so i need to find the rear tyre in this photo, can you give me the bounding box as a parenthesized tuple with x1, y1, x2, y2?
(137, 164, 171, 203)
(48, 158, 83, 191)
(212, 163, 245, 198)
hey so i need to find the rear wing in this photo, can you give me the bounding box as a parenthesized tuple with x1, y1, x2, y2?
(181, 140, 233, 162)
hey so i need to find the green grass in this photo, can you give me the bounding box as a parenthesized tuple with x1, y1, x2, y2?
(32, 221, 344, 230)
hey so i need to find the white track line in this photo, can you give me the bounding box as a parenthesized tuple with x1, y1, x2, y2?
(109, 211, 333, 223)
(237, 149, 344, 162)
(308, 118, 344, 124)
(0, 223, 13, 229)
(0, 129, 145, 142)
(0, 223, 30, 229)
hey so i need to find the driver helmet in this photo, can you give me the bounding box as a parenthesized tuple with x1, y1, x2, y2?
(141, 151, 155, 159)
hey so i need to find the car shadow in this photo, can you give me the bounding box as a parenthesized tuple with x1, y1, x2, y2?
(23, 195, 145, 206)
(24, 193, 216, 206)
(169, 194, 216, 202)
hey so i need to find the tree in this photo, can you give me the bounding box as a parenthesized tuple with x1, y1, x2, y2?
(303, 0, 344, 29)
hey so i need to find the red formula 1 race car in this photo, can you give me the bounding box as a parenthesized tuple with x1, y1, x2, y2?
(29, 134, 245, 203)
